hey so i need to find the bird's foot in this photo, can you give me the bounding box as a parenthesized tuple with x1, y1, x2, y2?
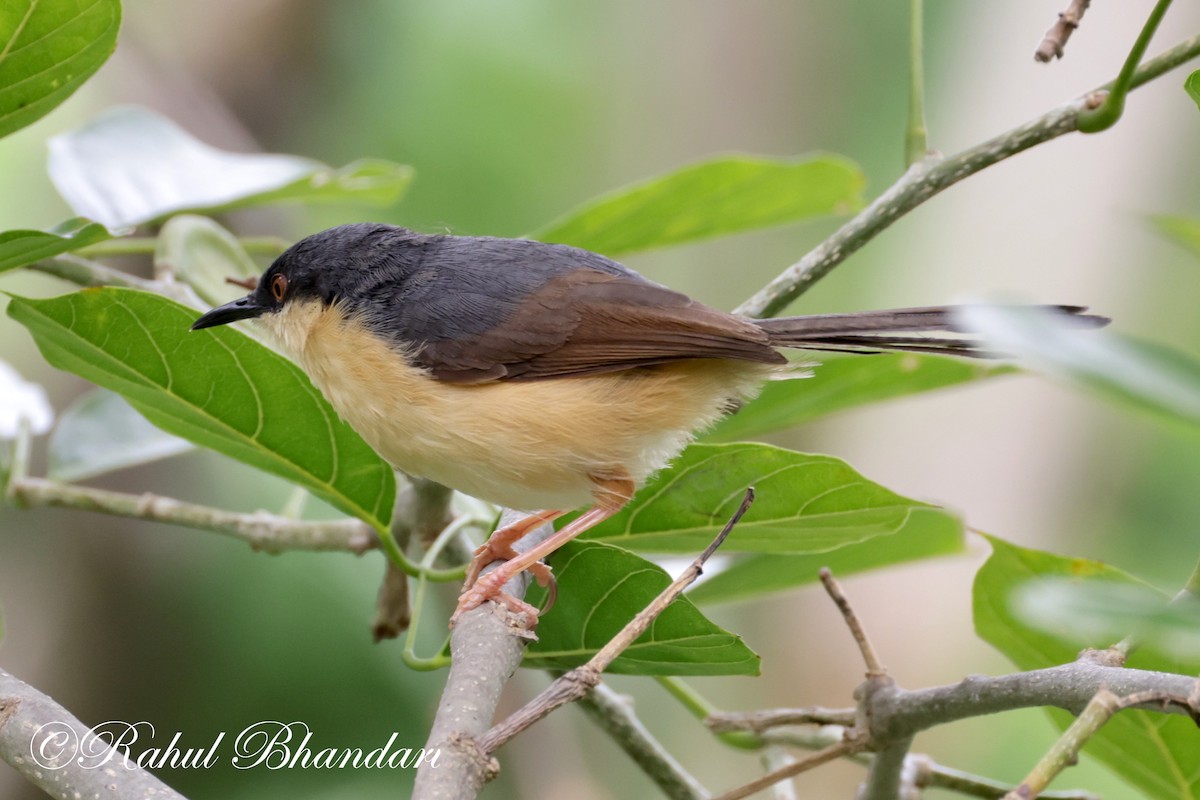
(451, 569, 543, 628)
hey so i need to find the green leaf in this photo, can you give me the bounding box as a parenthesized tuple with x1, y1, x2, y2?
(0, 218, 113, 274)
(585, 442, 946, 555)
(688, 508, 963, 605)
(529, 154, 864, 256)
(522, 540, 760, 676)
(7, 288, 395, 533)
(960, 304, 1200, 428)
(156, 215, 260, 307)
(975, 536, 1200, 800)
(48, 106, 413, 229)
(48, 388, 193, 482)
(0, 0, 120, 139)
(1185, 70, 1200, 111)
(1151, 214, 1200, 260)
(705, 353, 1013, 442)
(1013, 578, 1200, 661)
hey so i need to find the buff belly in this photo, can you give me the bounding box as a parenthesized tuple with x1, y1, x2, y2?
(263, 300, 772, 511)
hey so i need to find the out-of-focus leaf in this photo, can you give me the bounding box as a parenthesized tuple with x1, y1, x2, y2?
(1014, 577, 1200, 660)
(522, 540, 760, 676)
(530, 154, 864, 256)
(0, 219, 113, 274)
(1185, 70, 1200, 111)
(975, 536, 1200, 799)
(1151, 214, 1200, 259)
(0, 359, 53, 438)
(688, 508, 963, 605)
(705, 353, 1013, 442)
(48, 106, 413, 229)
(0, 0, 120, 139)
(156, 215, 260, 307)
(585, 443, 953, 556)
(7, 288, 395, 533)
(49, 388, 194, 482)
(958, 304, 1200, 428)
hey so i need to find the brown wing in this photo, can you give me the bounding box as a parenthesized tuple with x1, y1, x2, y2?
(415, 269, 784, 384)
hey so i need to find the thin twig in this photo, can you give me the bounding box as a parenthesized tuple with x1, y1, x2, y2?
(735, 32, 1200, 317)
(7, 476, 378, 553)
(1035, 0, 1092, 62)
(478, 488, 756, 755)
(575, 682, 710, 800)
(819, 568, 886, 677)
(910, 752, 1100, 800)
(711, 740, 862, 800)
(707, 706, 857, 733)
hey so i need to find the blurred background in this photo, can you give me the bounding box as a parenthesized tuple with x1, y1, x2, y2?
(3, 1, 1200, 797)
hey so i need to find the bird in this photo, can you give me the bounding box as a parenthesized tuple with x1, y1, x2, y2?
(191, 222, 1107, 624)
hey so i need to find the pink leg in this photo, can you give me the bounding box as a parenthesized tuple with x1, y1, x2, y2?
(451, 473, 634, 627)
(461, 509, 566, 591)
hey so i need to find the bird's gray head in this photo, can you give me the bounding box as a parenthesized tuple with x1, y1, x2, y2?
(190, 223, 426, 330)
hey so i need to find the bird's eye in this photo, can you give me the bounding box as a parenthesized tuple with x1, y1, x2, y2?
(271, 274, 288, 303)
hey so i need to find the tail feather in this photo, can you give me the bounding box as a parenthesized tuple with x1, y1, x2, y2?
(754, 305, 1108, 358)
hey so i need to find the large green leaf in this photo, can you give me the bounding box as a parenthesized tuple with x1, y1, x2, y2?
(705, 353, 1013, 442)
(0, 0, 120, 139)
(48, 106, 413, 229)
(522, 540, 760, 676)
(7, 288, 395, 533)
(0, 219, 113, 274)
(975, 537, 1200, 800)
(688, 508, 964, 605)
(529, 154, 864, 256)
(585, 442, 948, 555)
(960, 304, 1200, 429)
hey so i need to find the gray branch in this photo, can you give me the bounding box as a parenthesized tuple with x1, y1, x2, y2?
(735, 32, 1200, 318)
(0, 668, 186, 800)
(412, 510, 549, 800)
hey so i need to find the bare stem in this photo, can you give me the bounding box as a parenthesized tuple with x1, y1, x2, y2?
(1035, 0, 1092, 62)
(7, 476, 378, 553)
(1077, 0, 1175, 133)
(820, 568, 886, 677)
(711, 740, 861, 800)
(736, 32, 1200, 317)
(905, 0, 928, 166)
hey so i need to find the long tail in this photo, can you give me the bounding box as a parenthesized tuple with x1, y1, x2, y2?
(754, 305, 1109, 358)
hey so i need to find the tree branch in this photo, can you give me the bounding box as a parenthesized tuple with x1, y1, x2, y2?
(6, 476, 378, 553)
(412, 508, 553, 800)
(0, 668, 186, 800)
(735, 32, 1200, 318)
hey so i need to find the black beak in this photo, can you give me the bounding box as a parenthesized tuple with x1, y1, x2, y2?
(191, 296, 269, 330)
